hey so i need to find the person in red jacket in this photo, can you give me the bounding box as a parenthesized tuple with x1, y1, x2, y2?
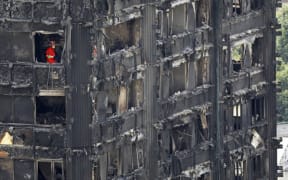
(46, 40, 56, 64)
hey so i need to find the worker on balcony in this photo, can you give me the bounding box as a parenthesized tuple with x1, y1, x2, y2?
(46, 40, 56, 64)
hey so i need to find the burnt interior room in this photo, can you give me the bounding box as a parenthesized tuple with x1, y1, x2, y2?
(36, 96, 66, 124)
(34, 32, 64, 63)
(104, 18, 141, 54)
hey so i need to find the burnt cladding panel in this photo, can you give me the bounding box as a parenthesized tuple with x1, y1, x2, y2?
(33, 2, 62, 22)
(14, 159, 34, 180)
(72, 156, 91, 180)
(14, 96, 34, 123)
(11, 1, 32, 19)
(0, 32, 33, 62)
(0, 0, 10, 18)
(35, 131, 64, 147)
(12, 65, 33, 88)
(0, 159, 13, 179)
(0, 95, 12, 123)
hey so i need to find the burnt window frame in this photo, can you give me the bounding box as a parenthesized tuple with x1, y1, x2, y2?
(33, 31, 64, 64)
(37, 159, 64, 180)
(232, 103, 242, 131)
(234, 160, 244, 180)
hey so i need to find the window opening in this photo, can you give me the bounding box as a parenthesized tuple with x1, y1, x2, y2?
(232, 0, 242, 16)
(233, 104, 241, 130)
(34, 32, 64, 63)
(171, 125, 192, 151)
(252, 155, 263, 178)
(252, 38, 263, 66)
(104, 18, 141, 54)
(251, 0, 264, 10)
(37, 160, 64, 180)
(36, 96, 66, 124)
(232, 45, 244, 72)
(170, 62, 186, 95)
(251, 97, 264, 124)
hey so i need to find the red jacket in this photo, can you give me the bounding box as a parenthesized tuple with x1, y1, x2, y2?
(46, 47, 56, 64)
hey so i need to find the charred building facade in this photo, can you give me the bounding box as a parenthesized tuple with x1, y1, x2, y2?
(0, 0, 281, 179)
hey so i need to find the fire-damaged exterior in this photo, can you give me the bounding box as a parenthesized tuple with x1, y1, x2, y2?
(0, 0, 281, 179)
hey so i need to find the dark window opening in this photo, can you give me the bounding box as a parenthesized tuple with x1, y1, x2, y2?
(233, 104, 242, 130)
(96, 0, 109, 14)
(54, 162, 64, 180)
(252, 38, 263, 66)
(34, 32, 64, 63)
(251, 0, 264, 10)
(170, 62, 186, 96)
(224, 110, 229, 135)
(156, 10, 163, 37)
(38, 162, 52, 180)
(251, 97, 265, 124)
(107, 101, 117, 116)
(171, 125, 192, 151)
(36, 96, 66, 124)
(198, 173, 210, 180)
(252, 155, 264, 178)
(107, 149, 121, 178)
(38, 160, 64, 180)
(232, 0, 242, 16)
(104, 18, 141, 54)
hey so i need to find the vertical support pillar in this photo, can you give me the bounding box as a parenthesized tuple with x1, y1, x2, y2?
(65, 0, 92, 178)
(142, 4, 158, 180)
(212, 0, 224, 179)
(263, 1, 277, 179)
